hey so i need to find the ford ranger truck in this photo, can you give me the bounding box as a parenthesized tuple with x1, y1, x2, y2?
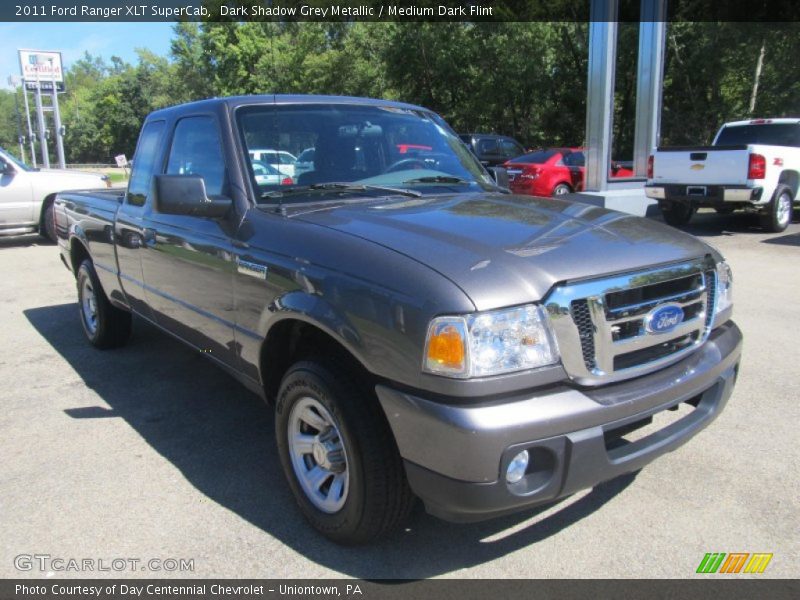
(645, 118, 800, 232)
(55, 96, 742, 544)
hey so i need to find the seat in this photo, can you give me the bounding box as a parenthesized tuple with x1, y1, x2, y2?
(297, 134, 358, 185)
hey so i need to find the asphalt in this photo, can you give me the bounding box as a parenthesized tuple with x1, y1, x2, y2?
(0, 209, 798, 579)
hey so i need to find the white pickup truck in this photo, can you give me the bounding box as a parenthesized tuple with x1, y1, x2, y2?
(645, 118, 799, 232)
(0, 146, 110, 242)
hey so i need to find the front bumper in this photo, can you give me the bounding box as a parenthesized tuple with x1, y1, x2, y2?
(376, 321, 742, 522)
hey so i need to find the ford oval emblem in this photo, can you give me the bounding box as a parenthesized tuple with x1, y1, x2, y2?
(645, 304, 685, 334)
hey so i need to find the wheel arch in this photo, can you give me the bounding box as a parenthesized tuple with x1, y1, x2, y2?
(69, 236, 92, 276)
(259, 315, 373, 406)
(777, 170, 799, 198)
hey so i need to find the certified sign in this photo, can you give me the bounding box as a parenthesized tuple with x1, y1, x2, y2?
(18, 49, 65, 91)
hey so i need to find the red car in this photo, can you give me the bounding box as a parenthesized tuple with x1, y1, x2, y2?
(503, 147, 634, 197)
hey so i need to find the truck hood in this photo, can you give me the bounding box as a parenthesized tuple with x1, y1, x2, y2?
(290, 193, 718, 310)
(35, 168, 106, 182)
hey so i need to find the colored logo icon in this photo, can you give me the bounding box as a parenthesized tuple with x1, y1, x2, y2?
(697, 553, 773, 574)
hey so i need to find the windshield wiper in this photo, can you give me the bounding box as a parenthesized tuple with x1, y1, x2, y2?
(402, 175, 470, 185)
(402, 175, 510, 194)
(261, 182, 422, 200)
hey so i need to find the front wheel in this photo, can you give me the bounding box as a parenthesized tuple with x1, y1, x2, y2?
(659, 201, 695, 227)
(761, 184, 793, 233)
(77, 260, 132, 349)
(275, 359, 413, 544)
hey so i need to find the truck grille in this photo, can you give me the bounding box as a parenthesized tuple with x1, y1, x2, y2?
(546, 258, 717, 385)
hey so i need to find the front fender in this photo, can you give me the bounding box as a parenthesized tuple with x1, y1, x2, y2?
(266, 290, 365, 361)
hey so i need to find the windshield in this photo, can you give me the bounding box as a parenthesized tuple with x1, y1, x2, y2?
(236, 103, 496, 203)
(716, 123, 800, 147)
(0, 147, 34, 172)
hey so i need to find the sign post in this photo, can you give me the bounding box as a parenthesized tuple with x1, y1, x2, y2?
(22, 84, 36, 167)
(50, 76, 66, 168)
(33, 74, 50, 168)
(18, 49, 66, 169)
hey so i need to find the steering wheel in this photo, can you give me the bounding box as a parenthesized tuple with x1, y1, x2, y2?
(384, 158, 427, 174)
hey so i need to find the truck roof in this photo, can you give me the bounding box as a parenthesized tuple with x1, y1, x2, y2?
(147, 94, 431, 120)
(723, 117, 800, 127)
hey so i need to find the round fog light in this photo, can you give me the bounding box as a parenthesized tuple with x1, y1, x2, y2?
(506, 450, 529, 484)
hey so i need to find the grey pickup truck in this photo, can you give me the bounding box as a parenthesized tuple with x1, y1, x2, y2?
(55, 95, 742, 544)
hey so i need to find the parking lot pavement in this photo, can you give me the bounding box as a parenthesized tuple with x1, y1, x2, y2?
(0, 211, 798, 580)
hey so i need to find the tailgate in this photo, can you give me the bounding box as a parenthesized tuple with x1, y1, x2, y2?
(651, 146, 751, 185)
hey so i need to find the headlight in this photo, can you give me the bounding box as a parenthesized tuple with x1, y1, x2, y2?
(714, 261, 733, 321)
(423, 304, 559, 378)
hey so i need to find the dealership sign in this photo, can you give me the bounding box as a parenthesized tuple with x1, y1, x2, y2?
(18, 49, 65, 91)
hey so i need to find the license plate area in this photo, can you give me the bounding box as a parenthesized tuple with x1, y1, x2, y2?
(687, 186, 707, 196)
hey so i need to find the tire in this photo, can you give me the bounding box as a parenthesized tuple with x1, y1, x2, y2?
(760, 184, 793, 233)
(76, 259, 132, 349)
(41, 201, 57, 243)
(659, 201, 695, 227)
(275, 359, 414, 544)
(552, 183, 572, 197)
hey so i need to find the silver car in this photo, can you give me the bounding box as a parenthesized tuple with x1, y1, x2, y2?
(0, 147, 109, 241)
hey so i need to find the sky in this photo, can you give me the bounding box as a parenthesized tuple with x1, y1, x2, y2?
(0, 22, 175, 89)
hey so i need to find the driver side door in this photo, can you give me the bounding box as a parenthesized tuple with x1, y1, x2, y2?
(139, 114, 241, 369)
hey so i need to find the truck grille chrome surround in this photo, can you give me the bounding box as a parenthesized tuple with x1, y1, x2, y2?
(545, 257, 718, 386)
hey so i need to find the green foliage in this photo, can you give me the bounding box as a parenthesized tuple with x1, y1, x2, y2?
(3, 22, 798, 164)
(0, 89, 24, 155)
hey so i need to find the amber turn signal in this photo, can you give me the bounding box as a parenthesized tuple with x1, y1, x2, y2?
(424, 319, 467, 375)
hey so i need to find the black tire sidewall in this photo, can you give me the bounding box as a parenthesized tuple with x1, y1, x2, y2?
(660, 201, 694, 226)
(275, 362, 368, 541)
(43, 202, 57, 243)
(77, 261, 103, 345)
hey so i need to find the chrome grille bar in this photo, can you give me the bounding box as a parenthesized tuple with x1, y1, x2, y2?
(545, 257, 717, 386)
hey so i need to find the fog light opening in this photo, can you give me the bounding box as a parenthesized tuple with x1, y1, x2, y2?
(506, 450, 530, 484)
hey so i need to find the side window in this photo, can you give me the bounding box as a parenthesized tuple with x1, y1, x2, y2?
(563, 152, 586, 167)
(501, 139, 522, 158)
(477, 138, 498, 155)
(127, 121, 165, 207)
(166, 116, 227, 197)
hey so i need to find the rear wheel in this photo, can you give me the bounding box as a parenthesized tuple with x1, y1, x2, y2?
(77, 259, 132, 349)
(41, 201, 57, 243)
(275, 359, 413, 544)
(659, 201, 695, 227)
(760, 184, 793, 233)
(552, 183, 572, 197)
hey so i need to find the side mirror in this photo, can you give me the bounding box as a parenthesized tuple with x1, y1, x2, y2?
(153, 175, 232, 218)
(489, 166, 510, 189)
